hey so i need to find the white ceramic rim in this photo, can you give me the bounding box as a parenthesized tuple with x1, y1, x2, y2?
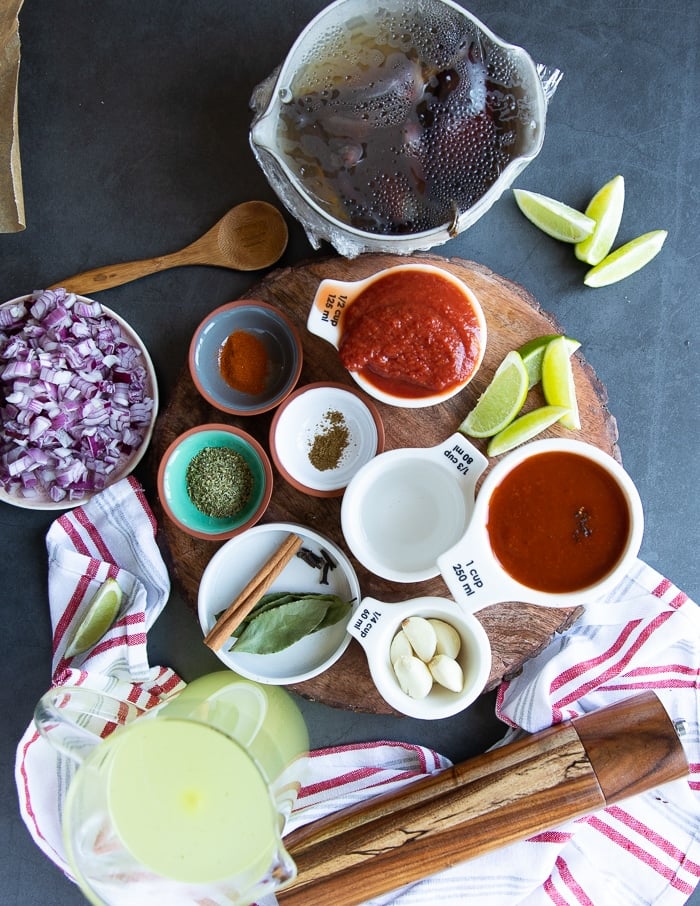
(0, 294, 159, 511)
(197, 521, 361, 684)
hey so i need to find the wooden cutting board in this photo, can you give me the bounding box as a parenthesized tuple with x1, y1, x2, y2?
(149, 253, 619, 713)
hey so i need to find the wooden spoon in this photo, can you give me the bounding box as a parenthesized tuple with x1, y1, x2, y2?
(50, 201, 289, 294)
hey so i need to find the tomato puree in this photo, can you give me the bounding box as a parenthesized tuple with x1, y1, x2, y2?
(487, 451, 630, 594)
(338, 270, 483, 398)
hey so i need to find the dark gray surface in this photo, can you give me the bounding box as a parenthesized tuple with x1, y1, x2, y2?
(1, 1, 698, 904)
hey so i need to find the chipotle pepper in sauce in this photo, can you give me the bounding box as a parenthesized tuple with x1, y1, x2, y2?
(486, 451, 630, 594)
(338, 270, 483, 398)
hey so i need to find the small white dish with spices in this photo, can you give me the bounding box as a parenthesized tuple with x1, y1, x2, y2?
(269, 382, 384, 497)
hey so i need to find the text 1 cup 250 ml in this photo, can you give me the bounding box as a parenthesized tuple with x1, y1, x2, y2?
(436, 438, 645, 613)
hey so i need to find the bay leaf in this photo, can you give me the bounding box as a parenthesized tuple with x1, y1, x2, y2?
(233, 597, 330, 654)
(312, 596, 353, 631)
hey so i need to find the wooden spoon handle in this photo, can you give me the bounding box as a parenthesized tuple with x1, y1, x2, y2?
(48, 250, 187, 294)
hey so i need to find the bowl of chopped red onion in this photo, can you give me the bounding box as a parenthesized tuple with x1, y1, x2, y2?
(0, 289, 158, 509)
(157, 424, 273, 541)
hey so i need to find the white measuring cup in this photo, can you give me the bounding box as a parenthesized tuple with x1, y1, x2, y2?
(341, 433, 488, 583)
(436, 438, 645, 612)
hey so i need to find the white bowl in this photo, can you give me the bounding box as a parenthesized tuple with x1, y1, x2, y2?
(198, 522, 361, 684)
(437, 438, 645, 613)
(306, 264, 487, 409)
(348, 595, 492, 719)
(0, 292, 158, 510)
(269, 382, 384, 497)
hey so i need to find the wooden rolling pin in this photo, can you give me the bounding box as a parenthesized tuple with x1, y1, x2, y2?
(279, 691, 687, 906)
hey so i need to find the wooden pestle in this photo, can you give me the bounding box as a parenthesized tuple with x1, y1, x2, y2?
(279, 691, 688, 906)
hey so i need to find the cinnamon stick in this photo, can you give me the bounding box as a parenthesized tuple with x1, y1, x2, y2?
(203, 532, 303, 651)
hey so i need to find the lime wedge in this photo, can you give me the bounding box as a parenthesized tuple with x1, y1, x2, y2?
(541, 337, 581, 430)
(65, 578, 123, 657)
(487, 406, 570, 457)
(459, 351, 529, 438)
(574, 175, 625, 265)
(584, 230, 668, 287)
(513, 189, 595, 243)
(517, 334, 581, 389)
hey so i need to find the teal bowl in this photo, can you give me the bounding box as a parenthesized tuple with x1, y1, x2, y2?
(157, 424, 273, 540)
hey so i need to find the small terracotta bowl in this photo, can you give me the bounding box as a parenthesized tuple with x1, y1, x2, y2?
(189, 300, 303, 416)
(157, 424, 273, 540)
(269, 382, 384, 497)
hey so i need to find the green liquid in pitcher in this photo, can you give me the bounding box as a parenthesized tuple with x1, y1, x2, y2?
(107, 719, 277, 884)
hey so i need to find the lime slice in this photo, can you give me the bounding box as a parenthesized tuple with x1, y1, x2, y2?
(517, 334, 581, 389)
(513, 189, 595, 243)
(584, 230, 668, 287)
(65, 578, 123, 657)
(487, 406, 570, 457)
(574, 175, 625, 265)
(541, 337, 581, 430)
(459, 351, 529, 438)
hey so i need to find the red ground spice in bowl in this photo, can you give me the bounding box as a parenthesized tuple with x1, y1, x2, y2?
(189, 300, 303, 416)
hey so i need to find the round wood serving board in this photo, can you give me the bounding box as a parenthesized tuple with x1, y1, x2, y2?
(149, 253, 619, 713)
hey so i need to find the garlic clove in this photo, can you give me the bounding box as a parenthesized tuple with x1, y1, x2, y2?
(428, 654, 464, 692)
(401, 616, 437, 662)
(428, 618, 462, 659)
(393, 655, 433, 699)
(389, 629, 413, 665)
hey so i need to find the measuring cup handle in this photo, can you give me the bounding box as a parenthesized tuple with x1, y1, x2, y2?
(34, 686, 143, 765)
(431, 434, 488, 496)
(306, 277, 359, 348)
(437, 529, 517, 614)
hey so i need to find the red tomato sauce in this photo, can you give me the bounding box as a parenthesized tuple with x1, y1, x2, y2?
(487, 451, 631, 594)
(338, 270, 483, 398)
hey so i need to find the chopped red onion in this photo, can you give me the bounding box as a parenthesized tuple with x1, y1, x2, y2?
(0, 288, 155, 502)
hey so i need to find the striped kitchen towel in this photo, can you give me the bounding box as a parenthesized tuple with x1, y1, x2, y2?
(15, 476, 185, 873)
(283, 560, 700, 906)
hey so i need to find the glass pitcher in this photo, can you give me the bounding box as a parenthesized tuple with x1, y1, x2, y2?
(34, 672, 309, 906)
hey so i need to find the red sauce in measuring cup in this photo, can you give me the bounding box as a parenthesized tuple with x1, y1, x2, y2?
(487, 451, 631, 594)
(338, 270, 483, 398)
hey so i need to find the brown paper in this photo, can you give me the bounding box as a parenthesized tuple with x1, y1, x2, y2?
(0, 0, 25, 232)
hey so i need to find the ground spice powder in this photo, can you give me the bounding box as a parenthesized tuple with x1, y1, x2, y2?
(186, 446, 253, 518)
(308, 409, 350, 471)
(218, 329, 268, 395)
